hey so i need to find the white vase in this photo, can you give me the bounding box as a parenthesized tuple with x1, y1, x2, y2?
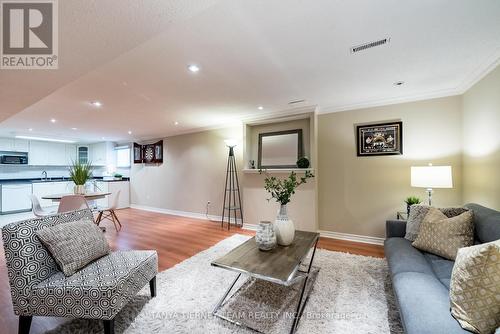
(274, 204, 295, 246)
(74, 185, 85, 194)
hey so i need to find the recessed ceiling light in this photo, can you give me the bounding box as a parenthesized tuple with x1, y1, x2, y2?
(128, 130, 132, 135)
(90, 101, 102, 107)
(174, 121, 179, 126)
(101, 137, 105, 140)
(257, 106, 264, 110)
(50, 119, 56, 123)
(28, 128, 33, 131)
(394, 81, 405, 86)
(187, 64, 200, 73)
(71, 127, 77, 130)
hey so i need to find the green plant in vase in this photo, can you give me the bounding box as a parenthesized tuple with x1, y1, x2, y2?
(69, 161, 93, 194)
(261, 170, 314, 245)
(404, 196, 422, 215)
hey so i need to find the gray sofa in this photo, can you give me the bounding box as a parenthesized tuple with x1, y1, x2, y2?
(385, 203, 500, 334)
(2, 209, 158, 334)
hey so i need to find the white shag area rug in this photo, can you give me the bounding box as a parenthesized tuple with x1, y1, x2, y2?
(46, 234, 403, 334)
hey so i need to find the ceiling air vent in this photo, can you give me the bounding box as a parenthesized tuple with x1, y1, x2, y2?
(288, 99, 306, 105)
(351, 38, 390, 53)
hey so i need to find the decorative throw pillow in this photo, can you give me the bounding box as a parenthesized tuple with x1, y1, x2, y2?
(412, 208, 474, 260)
(36, 219, 110, 276)
(404, 205, 470, 241)
(450, 240, 500, 334)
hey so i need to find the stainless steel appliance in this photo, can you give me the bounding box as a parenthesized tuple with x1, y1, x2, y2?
(0, 183, 32, 214)
(0, 152, 28, 165)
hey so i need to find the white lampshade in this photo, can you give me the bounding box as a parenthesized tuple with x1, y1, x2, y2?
(411, 165, 453, 189)
(224, 139, 238, 148)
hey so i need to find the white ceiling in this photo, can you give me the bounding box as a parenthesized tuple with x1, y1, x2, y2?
(1, 0, 500, 143)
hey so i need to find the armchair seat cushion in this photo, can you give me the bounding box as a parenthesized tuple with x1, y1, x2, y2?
(30, 250, 157, 320)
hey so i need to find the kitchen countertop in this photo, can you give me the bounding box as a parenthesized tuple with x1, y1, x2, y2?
(0, 177, 130, 184)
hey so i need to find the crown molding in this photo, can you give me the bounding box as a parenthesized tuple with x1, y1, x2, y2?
(317, 88, 462, 115)
(319, 51, 500, 115)
(455, 47, 500, 94)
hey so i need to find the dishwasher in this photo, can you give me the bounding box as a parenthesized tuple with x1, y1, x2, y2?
(0, 183, 33, 214)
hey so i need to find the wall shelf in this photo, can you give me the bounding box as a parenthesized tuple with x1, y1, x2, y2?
(242, 168, 314, 174)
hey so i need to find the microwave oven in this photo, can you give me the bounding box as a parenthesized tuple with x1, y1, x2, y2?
(0, 154, 28, 164)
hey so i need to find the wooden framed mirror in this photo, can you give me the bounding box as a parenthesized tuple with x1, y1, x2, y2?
(258, 129, 303, 169)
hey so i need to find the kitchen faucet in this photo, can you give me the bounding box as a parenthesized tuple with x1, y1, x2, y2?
(41, 171, 47, 181)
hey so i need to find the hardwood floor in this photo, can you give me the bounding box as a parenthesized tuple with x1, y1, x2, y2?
(0, 208, 383, 334)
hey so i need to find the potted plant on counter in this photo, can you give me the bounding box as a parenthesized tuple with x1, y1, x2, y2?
(262, 170, 314, 246)
(69, 161, 93, 194)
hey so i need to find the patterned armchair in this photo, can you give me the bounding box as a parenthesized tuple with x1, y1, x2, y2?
(2, 209, 158, 334)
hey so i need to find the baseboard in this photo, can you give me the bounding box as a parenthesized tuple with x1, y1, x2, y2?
(130, 204, 242, 224)
(242, 223, 258, 231)
(242, 224, 384, 246)
(130, 205, 382, 246)
(318, 230, 384, 246)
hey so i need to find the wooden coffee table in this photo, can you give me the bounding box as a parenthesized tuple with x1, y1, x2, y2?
(211, 230, 320, 334)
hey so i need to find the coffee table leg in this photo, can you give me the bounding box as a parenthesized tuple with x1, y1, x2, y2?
(213, 273, 242, 315)
(290, 238, 319, 334)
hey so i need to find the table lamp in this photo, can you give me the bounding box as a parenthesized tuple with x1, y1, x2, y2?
(411, 164, 453, 206)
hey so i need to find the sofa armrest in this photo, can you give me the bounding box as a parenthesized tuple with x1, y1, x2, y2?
(386, 220, 407, 238)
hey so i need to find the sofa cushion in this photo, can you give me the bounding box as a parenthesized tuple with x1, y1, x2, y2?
(423, 253, 454, 289)
(30, 250, 158, 320)
(392, 271, 467, 334)
(450, 240, 500, 334)
(465, 203, 500, 243)
(36, 219, 110, 276)
(412, 209, 474, 260)
(384, 238, 435, 276)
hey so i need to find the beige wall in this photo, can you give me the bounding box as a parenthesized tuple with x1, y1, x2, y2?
(317, 96, 463, 238)
(129, 66, 500, 239)
(462, 65, 500, 210)
(130, 126, 243, 216)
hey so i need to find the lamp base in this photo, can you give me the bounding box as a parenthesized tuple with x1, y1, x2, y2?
(426, 188, 433, 206)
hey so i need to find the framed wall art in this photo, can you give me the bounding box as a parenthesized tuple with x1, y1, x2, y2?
(258, 129, 303, 168)
(356, 121, 403, 156)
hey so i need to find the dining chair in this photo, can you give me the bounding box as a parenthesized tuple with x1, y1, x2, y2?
(30, 195, 56, 217)
(95, 190, 122, 232)
(57, 195, 91, 213)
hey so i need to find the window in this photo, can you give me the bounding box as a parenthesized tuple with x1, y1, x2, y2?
(115, 146, 131, 168)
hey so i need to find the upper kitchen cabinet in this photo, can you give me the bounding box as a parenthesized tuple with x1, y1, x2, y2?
(47, 143, 67, 166)
(0, 138, 29, 152)
(28, 140, 48, 165)
(65, 144, 77, 165)
(77, 145, 89, 164)
(90, 142, 115, 166)
(29, 141, 76, 166)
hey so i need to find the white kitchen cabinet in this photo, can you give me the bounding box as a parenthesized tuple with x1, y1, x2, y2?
(47, 143, 67, 166)
(1, 183, 32, 213)
(65, 144, 77, 165)
(32, 181, 74, 208)
(78, 146, 90, 164)
(90, 142, 106, 166)
(28, 141, 72, 166)
(14, 139, 29, 152)
(28, 141, 48, 165)
(0, 138, 14, 151)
